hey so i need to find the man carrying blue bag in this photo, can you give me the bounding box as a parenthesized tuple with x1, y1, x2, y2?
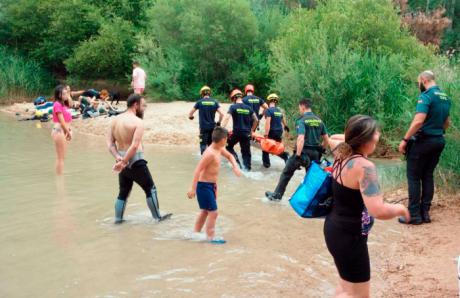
(265, 98, 330, 201)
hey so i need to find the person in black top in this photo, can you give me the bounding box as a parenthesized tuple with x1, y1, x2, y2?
(398, 71, 452, 224)
(188, 86, 225, 154)
(222, 89, 258, 171)
(243, 84, 268, 121)
(325, 115, 409, 297)
(265, 98, 330, 201)
(262, 93, 290, 168)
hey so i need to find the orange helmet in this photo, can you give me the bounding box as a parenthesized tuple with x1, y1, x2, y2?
(230, 89, 243, 100)
(244, 84, 254, 94)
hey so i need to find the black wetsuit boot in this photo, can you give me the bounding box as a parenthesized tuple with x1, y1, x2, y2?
(117, 159, 172, 223)
(114, 198, 127, 224)
(146, 186, 172, 222)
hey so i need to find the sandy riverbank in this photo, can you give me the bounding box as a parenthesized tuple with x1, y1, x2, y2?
(1, 101, 459, 297)
(1, 101, 238, 147)
(1, 101, 289, 148)
(378, 190, 460, 297)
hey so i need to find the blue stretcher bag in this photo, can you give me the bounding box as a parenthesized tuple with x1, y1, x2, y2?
(289, 161, 333, 218)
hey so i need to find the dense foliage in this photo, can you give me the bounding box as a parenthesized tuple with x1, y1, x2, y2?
(0, 47, 54, 99)
(0, 0, 458, 179)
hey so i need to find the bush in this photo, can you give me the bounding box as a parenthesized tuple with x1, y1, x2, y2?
(435, 59, 460, 179)
(135, 36, 184, 100)
(65, 18, 135, 79)
(0, 47, 54, 100)
(34, 0, 101, 71)
(0, 0, 102, 72)
(139, 0, 258, 99)
(269, 0, 434, 136)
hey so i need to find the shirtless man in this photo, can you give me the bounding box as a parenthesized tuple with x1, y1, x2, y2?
(187, 127, 241, 243)
(107, 94, 171, 224)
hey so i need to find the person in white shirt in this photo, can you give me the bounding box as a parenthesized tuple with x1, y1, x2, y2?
(131, 61, 147, 95)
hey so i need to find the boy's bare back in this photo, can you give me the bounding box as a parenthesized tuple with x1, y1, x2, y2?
(198, 146, 222, 183)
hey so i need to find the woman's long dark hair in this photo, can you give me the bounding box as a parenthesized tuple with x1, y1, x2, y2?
(334, 115, 379, 163)
(54, 84, 69, 107)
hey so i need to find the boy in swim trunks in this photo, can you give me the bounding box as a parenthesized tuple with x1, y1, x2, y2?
(187, 127, 241, 244)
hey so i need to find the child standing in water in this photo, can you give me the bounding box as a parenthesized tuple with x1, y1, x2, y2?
(187, 127, 241, 244)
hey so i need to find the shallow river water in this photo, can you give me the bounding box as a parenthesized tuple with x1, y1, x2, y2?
(0, 113, 406, 297)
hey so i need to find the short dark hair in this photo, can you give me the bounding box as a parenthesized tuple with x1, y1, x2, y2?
(127, 94, 143, 108)
(212, 127, 228, 143)
(298, 98, 312, 108)
(133, 61, 139, 66)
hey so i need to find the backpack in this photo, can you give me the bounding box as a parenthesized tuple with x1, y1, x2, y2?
(33, 96, 47, 106)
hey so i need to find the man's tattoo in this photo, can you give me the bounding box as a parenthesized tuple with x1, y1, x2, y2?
(361, 165, 381, 197)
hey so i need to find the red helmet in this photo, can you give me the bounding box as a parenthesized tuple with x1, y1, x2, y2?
(244, 84, 254, 94)
(230, 89, 243, 100)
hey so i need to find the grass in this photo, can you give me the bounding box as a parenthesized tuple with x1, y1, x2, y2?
(0, 47, 54, 103)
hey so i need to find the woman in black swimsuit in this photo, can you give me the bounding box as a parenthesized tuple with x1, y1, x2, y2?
(325, 115, 410, 297)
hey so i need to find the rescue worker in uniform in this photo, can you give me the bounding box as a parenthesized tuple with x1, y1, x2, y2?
(189, 86, 224, 154)
(266, 98, 330, 201)
(398, 70, 451, 225)
(243, 84, 268, 123)
(222, 89, 258, 171)
(262, 93, 290, 168)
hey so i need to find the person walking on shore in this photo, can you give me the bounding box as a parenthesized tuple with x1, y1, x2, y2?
(325, 115, 410, 298)
(398, 70, 451, 225)
(131, 61, 146, 95)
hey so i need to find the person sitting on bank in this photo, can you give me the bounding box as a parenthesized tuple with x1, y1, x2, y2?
(398, 70, 451, 225)
(82, 99, 101, 119)
(262, 93, 290, 168)
(265, 98, 330, 201)
(99, 89, 121, 116)
(65, 85, 85, 109)
(188, 86, 225, 154)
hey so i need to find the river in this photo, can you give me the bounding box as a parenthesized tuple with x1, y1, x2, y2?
(0, 113, 406, 297)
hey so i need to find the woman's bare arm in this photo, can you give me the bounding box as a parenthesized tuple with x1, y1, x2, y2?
(358, 159, 409, 220)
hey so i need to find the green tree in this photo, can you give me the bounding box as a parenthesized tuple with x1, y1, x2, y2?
(65, 18, 135, 78)
(269, 0, 434, 135)
(141, 0, 258, 99)
(0, 0, 55, 55)
(35, 0, 101, 72)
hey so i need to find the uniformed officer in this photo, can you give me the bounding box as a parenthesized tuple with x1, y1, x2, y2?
(265, 98, 330, 201)
(243, 84, 268, 122)
(262, 93, 290, 168)
(188, 86, 225, 154)
(398, 70, 451, 225)
(222, 89, 259, 171)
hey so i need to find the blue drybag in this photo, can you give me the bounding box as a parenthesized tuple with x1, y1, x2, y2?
(289, 161, 333, 218)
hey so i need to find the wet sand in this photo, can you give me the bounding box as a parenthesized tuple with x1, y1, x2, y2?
(1, 102, 459, 297)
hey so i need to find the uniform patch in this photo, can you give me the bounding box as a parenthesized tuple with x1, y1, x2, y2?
(236, 108, 250, 115)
